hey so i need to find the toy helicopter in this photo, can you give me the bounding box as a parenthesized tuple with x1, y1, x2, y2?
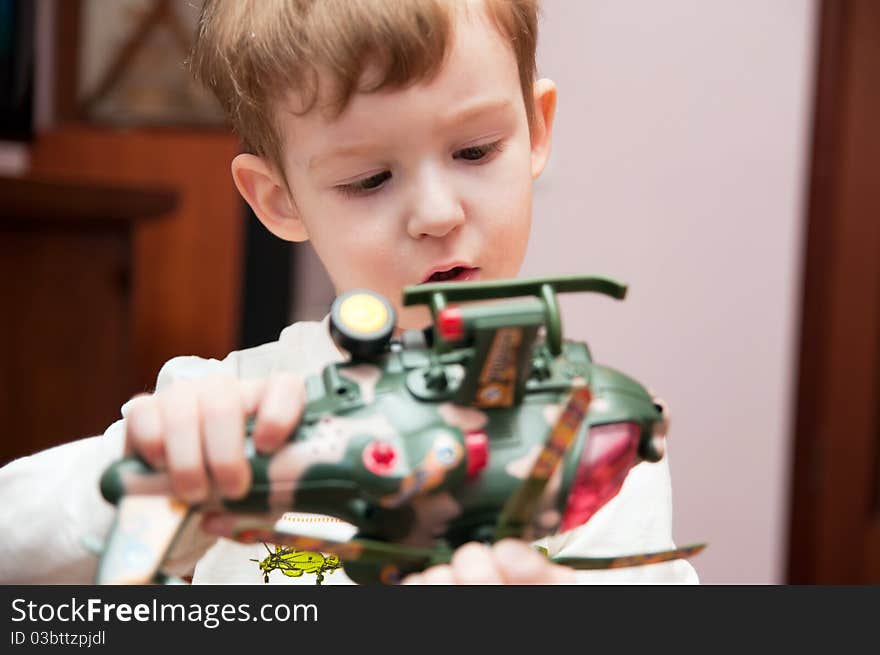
(95, 274, 704, 584)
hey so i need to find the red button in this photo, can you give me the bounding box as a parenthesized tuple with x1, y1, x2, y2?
(363, 441, 397, 475)
(372, 442, 395, 465)
(437, 307, 464, 342)
(465, 431, 489, 479)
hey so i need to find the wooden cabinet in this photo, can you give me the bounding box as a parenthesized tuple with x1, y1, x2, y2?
(0, 124, 244, 464)
(29, 125, 244, 394)
(0, 175, 176, 464)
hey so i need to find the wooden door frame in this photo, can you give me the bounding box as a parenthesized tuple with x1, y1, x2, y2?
(787, 0, 880, 583)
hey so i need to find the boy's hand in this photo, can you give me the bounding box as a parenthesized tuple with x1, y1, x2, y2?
(401, 540, 575, 585)
(123, 373, 305, 504)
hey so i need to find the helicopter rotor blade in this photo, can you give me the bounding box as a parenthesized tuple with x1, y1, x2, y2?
(495, 385, 593, 540)
(551, 543, 707, 570)
(201, 512, 704, 580)
(201, 511, 453, 569)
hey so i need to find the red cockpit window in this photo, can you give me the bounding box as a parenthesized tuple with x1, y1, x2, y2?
(560, 422, 640, 532)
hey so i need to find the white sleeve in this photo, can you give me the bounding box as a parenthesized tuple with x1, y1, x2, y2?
(0, 425, 124, 583)
(540, 449, 700, 584)
(0, 354, 231, 584)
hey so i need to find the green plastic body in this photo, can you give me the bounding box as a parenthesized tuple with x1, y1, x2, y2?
(99, 275, 666, 584)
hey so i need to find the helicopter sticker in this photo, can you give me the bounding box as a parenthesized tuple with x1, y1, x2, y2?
(252, 543, 342, 585)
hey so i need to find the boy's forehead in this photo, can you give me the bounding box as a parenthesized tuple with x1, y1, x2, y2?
(278, 3, 523, 154)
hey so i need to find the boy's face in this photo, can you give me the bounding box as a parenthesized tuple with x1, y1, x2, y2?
(234, 4, 556, 330)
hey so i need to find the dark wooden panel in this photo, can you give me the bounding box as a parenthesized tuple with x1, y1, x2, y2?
(787, 0, 880, 584)
(0, 229, 131, 463)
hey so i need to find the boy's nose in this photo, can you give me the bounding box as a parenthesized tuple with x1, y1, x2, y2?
(405, 167, 466, 239)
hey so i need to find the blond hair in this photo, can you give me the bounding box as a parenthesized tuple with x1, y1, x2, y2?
(190, 0, 539, 185)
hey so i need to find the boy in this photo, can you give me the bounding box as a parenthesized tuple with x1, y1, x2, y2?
(0, 0, 697, 584)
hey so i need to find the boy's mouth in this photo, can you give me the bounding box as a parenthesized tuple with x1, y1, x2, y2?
(421, 265, 481, 284)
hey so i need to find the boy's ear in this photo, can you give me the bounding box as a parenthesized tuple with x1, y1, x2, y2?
(230, 154, 309, 242)
(529, 78, 558, 180)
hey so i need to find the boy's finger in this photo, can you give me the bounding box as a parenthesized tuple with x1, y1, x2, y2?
(547, 564, 577, 584)
(399, 573, 425, 585)
(419, 564, 455, 585)
(491, 539, 572, 584)
(252, 373, 305, 453)
(200, 376, 251, 499)
(124, 394, 165, 469)
(159, 382, 208, 504)
(238, 378, 268, 415)
(450, 542, 503, 584)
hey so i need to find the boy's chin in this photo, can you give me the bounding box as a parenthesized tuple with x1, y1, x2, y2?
(394, 305, 434, 334)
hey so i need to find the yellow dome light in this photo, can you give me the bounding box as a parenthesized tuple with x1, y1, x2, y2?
(338, 293, 389, 334)
(329, 289, 396, 357)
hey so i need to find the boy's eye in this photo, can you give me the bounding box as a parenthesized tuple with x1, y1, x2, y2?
(453, 140, 504, 162)
(336, 171, 392, 197)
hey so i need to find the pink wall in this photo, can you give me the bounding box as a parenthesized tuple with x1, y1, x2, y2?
(525, 0, 818, 583)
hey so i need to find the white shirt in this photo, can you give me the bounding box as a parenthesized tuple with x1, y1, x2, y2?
(0, 317, 698, 585)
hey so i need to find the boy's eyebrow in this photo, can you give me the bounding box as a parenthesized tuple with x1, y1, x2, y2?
(308, 98, 513, 172)
(438, 97, 513, 132)
(309, 143, 384, 171)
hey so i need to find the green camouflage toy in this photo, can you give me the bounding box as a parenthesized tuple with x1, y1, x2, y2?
(95, 274, 704, 584)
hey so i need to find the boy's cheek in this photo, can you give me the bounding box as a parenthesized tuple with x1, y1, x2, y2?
(396, 305, 433, 332)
